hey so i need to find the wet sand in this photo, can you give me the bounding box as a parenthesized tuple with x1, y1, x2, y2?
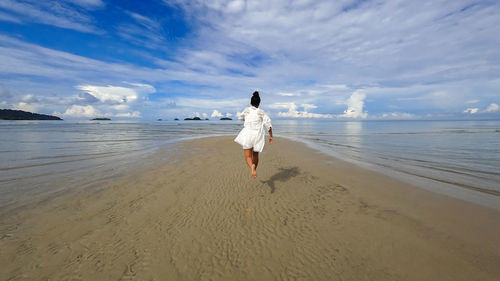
(1, 136, 499, 280)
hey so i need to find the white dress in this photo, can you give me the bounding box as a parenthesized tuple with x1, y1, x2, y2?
(234, 106, 272, 153)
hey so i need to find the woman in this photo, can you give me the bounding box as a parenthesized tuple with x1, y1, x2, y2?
(234, 91, 273, 178)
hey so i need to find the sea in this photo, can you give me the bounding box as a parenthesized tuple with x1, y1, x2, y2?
(1, 119, 499, 211)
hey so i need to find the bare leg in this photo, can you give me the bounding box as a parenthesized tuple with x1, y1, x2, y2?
(252, 151, 259, 169)
(244, 149, 256, 178)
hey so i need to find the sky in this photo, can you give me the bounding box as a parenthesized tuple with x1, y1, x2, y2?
(0, 0, 499, 120)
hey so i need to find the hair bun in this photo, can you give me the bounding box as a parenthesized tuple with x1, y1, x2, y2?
(253, 91, 259, 97)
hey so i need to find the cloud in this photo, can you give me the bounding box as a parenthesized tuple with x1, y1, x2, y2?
(65, 0, 105, 9)
(463, 103, 498, 114)
(176, 98, 247, 110)
(1, 1, 500, 119)
(278, 92, 299, 97)
(485, 103, 499, 113)
(340, 90, 367, 118)
(270, 102, 332, 118)
(381, 112, 415, 119)
(116, 11, 168, 49)
(115, 111, 141, 118)
(211, 109, 223, 118)
(60, 105, 100, 118)
(0, 0, 102, 33)
(57, 104, 141, 118)
(12, 102, 39, 113)
(463, 108, 479, 114)
(76, 83, 155, 105)
(225, 112, 232, 117)
(0, 10, 22, 23)
(226, 0, 245, 13)
(302, 103, 318, 111)
(4, 83, 156, 118)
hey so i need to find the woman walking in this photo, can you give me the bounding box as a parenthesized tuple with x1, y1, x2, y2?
(234, 91, 273, 178)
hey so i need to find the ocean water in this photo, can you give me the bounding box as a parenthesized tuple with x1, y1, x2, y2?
(0, 119, 499, 211)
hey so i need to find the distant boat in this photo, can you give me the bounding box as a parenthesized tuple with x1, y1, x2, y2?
(220, 117, 232, 120)
(0, 109, 62, 120)
(91, 118, 111, 121)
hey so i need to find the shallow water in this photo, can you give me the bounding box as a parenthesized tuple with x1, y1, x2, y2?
(1, 119, 499, 210)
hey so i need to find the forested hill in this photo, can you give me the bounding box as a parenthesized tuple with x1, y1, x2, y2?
(0, 109, 62, 120)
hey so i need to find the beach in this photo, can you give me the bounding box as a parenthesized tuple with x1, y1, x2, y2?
(1, 136, 499, 280)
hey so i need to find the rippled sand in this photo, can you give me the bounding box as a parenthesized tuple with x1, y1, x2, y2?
(1, 136, 499, 280)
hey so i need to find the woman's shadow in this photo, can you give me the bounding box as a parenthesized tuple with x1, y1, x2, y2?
(261, 167, 300, 193)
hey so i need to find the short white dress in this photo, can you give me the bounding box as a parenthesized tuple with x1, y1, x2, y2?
(234, 106, 272, 153)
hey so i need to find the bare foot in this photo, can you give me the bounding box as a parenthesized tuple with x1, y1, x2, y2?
(251, 164, 257, 178)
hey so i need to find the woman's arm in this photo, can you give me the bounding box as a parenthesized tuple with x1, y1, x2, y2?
(262, 111, 273, 143)
(238, 108, 249, 121)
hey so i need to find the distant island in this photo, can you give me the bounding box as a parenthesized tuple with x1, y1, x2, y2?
(220, 117, 232, 120)
(0, 109, 62, 120)
(91, 118, 111, 121)
(184, 117, 202, 120)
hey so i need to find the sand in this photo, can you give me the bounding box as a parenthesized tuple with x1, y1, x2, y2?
(1, 136, 499, 281)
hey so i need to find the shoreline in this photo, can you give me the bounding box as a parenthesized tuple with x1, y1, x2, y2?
(1, 136, 499, 280)
(280, 135, 500, 210)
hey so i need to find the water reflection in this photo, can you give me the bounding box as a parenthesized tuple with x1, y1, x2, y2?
(343, 121, 363, 160)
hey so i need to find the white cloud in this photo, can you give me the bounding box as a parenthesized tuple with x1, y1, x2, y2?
(57, 105, 141, 118)
(115, 111, 141, 118)
(117, 11, 167, 49)
(270, 102, 332, 118)
(211, 109, 223, 118)
(340, 90, 367, 118)
(202, 112, 208, 118)
(65, 0, 105, 9)
(463, 108, 479, 114)
(381, 112, 415, 119)
(484, 103, 499, 113)
(0, 10, 22, 23)
(1, 1, 500, 119)
(321, 84, 350, 90)
(278, 92, 299, 97)
(12, 102, 38, 113)
(302, 103, 318, 111)
(111, 104, 131, 111)
(60, 105, 100, 118)
(225, 112, 232, 117)
(269, 102, 294, 110)
(0, 0, 101, 33)
(226, 0, 245, 13)
(463, 103, 498, 114)
(76, 84, 155, 104)
(177, 98, 247, 110)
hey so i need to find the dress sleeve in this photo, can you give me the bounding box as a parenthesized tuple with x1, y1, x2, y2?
(262, 111, 272, 131)
(237, 108, 249, 121)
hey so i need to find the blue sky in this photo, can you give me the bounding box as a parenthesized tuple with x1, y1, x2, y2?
(0, 0, 499, 120)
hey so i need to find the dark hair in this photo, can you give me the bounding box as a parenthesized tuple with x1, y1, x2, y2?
(251, 91, 260, 107)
